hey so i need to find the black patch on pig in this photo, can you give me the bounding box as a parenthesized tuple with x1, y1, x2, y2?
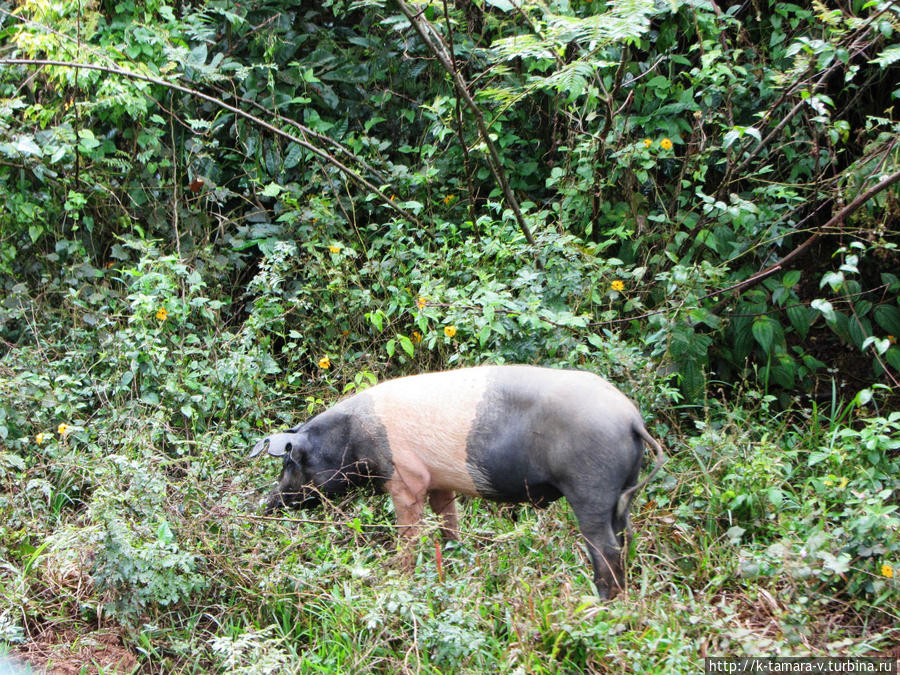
(464, 368, 563, 506)
(307, 393, 396, 493)
(339, 392, 394, 491)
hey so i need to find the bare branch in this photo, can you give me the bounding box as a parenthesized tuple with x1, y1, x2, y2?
(710, 168, 900, 312)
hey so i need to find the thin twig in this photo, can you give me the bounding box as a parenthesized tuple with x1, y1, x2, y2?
(394, 0, 542, 266)
(441, 0, 479, 232)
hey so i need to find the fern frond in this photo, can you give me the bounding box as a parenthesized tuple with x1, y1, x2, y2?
(871, 44, 900, 68)
(489, 0, 653, 63)
(490, 33, 557, 62)
(100, 156, 134, 173)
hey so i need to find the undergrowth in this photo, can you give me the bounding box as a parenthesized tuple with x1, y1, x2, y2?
(1, 322, 897, 671)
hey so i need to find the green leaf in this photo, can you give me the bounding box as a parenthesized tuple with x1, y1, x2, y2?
(689, 307, 719, 328)
(284, 143, 304, 170)
(802, 354, 827, 372)
(881, 273, 900, 292)
(723, 129, 741, 149)
(830, 311, 853, 344)
(479, 324, 492, 348)
(141, 391, 160, 405)
(787, 305, 812, 339)
(366, 311, 384, 332)
(398, 335, 414, 357)
(157, 519, 174, 545)
(783, 270, 801, 287)
(261, 183, 282, 198)
(870, 44, 900, 68)
(839, 255, 858, 275)
(807, 451, 829, 466)
(818, 551, 851, 576)
(885, 347, 900, 371)
(1, 452, 24, 470)
(731, 315, 754, 361)
(77, 129, 101, 152)
(770, 353, 795, 388)
(861, 336, 888, 355)
(847, 315, 866, 348)
(873, 304, 900, 336)
(364, 116, 386, 132)
(416, 314, 428, 333)
(751, 316, 776, 352)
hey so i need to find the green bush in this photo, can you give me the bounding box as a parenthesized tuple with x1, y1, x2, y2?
(1, 0, 898, 669)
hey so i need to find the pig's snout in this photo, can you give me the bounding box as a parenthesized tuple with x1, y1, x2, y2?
(263, 486, 321, 514)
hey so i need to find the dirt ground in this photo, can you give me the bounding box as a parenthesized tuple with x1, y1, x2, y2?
(12, 626, 140, 675)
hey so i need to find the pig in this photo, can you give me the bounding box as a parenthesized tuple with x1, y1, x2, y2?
(250, 365, 666, 599)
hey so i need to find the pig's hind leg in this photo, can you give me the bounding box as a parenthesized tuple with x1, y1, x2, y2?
(566, 495, 627, 600)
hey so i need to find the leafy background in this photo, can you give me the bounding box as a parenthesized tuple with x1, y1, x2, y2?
(0, 0, 898, 671)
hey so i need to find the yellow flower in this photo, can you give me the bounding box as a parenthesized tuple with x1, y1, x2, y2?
(156, 307, 168, 321)
(443, 325, 457, 338)
(882, 564, 894, 579)
(837, 476, 848, 489)
(416, 297, 427, 310)
(329, 244, 341, 254)
(442, 194, 456, 205)
(35, 433, 45, 445)
(318, 356, 331, 370)
(611, 280, 625, 292)
(412, 331, 423, 343)
(390, 194, 397, 202)
(57, 423, 69, 436)
(660, 138, 673, 150)
(643, 138, 652, 148)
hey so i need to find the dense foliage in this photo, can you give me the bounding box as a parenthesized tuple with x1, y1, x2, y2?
(1, 0, 898, 671)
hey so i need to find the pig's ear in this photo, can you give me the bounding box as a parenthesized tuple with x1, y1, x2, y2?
(249, 432, 296, 458)
(249, 436, 268, 458)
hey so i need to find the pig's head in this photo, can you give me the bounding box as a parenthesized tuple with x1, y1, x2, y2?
(250, 418, 366, 514)
(250, 428, 320, 512)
